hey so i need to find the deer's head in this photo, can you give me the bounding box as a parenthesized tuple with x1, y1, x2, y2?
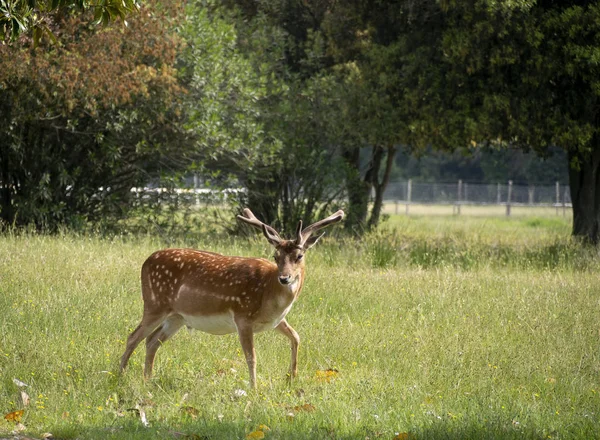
(237, 208, 345, 286)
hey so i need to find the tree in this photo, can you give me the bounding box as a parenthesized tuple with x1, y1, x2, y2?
(0, 2, 187, 230)
(411, 0, 600, 243)
(1, 0, 138, 44)
(181, 1, 346, 234)
(217, 0, 411, 233)
(318, 1, 598, 241)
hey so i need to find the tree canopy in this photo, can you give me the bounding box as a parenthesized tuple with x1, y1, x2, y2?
(1, 0, 138, 44)
(0, 1, 187, 229)
(2, 0, 599, 242)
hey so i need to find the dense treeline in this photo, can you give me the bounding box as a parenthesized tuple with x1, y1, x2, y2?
(1, 0, 599, 241)
(392, 145, 568, 185)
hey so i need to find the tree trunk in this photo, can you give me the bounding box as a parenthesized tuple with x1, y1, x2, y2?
(569, 146, 600, 244)
(0, 144, 14, 227)
(368, 145, 397, 230)
(343, 147, 370, 233)
(0, 96, 14, 228)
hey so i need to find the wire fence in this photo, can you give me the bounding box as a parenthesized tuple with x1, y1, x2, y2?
(133, 180, 572, 217)
(383, 180, 571, 216)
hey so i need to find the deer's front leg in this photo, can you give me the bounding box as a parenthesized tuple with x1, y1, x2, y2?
(276, 319, 299, 379)
(235, 318, 257, 389)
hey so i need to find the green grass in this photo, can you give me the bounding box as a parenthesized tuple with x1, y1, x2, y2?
(1, 216, 599, 439)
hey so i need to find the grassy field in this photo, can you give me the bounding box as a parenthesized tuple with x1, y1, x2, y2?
(1, 214, 599, 439)
(381, 203, 572, 218)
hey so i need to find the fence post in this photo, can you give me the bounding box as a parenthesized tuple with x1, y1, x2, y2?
(496, 183, 501, 205)
(506, 180, 513, 217)
(555, 181, 560, 216)
(194, 173, 200, 207)
(563, 187, 568, 217)
(405, 179, 412, 215)
(456, 179, 463, 215)
(528, 185, 534, 205)
(395, 199, 399, 215)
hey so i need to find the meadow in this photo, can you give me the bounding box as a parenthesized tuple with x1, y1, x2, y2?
(1, 211, 599, 439)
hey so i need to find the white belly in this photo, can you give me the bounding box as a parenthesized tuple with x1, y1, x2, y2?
(181, 312, 237, 335)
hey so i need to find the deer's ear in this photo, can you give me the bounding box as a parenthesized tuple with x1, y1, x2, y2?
(303, 232, 325, 250)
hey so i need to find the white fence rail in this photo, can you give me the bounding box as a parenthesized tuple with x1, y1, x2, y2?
(384, 180, 571, 216)
(131, 187, 244, 204)
(132, 180, 571, 217)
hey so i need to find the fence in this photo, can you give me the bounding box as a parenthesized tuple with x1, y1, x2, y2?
(132, 180, 572, 217)
(383, 180, 571, 216)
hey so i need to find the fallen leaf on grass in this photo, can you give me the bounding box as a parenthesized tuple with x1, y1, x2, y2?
(278, 402, 316, 415)
(293, 403, 315, 413)
(180, 406, 199, 419)
(315, 369, 339, 382)
(12, 378, 28, 388)
(4, 409, 24, 423)
(19, 391, 30, 407)
(232, 389, 248, 399)
(135, 404, 149, 427)
(245, 423, 270, 438)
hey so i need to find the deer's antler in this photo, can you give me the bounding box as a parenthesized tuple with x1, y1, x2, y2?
(237, 208, 282, 245)
(295, 210, 345, 248)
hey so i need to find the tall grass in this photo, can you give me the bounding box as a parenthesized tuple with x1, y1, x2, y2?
(317, 215, 597, 271)
(1, 216, 599, 439)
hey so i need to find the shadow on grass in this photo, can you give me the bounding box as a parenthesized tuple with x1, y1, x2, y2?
(26, 417, 592, 440)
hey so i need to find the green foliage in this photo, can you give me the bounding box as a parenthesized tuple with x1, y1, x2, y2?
(180, 2, 347, 232)
(0, 0, 139, 43)
(323, 0, 600, 241)
(4, 0, 599, 238)
(365, 228, 400, 268)
(0, 2, 188, 231)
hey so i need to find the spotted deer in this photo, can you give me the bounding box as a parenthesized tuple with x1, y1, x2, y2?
(120, 208, 344, 388)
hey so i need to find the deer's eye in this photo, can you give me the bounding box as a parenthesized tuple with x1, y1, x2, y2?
(296, 254, 304, 261)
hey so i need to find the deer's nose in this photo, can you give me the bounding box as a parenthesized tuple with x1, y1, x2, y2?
(278, 275, 291, 285)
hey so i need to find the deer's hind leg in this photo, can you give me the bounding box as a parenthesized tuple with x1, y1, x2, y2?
(144, 314, 184, 378)
(120, 311, 168, 374)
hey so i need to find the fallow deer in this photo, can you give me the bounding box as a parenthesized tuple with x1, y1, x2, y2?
(120, 208, 344, 388)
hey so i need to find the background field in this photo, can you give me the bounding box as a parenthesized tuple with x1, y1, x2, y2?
(382, 203, 571, 219)
(1, 213, 599, 439)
